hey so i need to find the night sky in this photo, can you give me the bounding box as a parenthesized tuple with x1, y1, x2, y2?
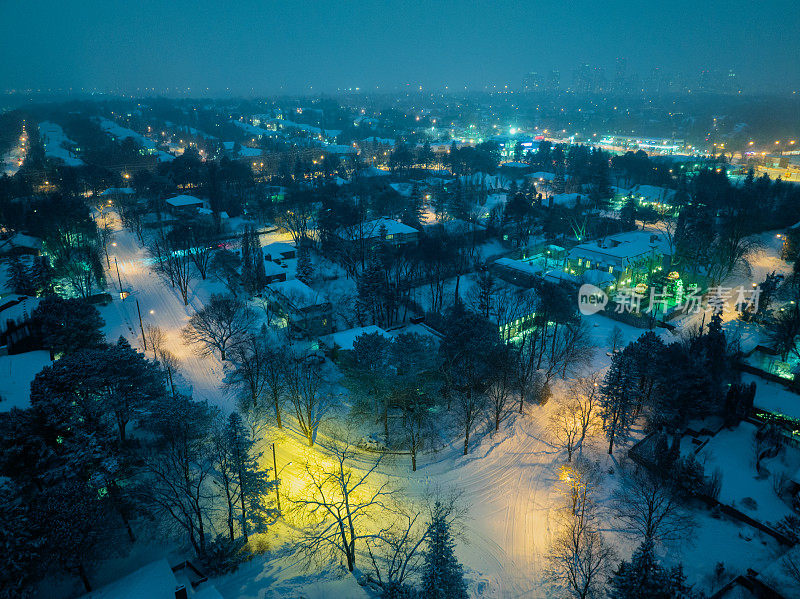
(2, 0, 798, 94)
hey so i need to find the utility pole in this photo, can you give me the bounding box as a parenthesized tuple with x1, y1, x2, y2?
(136, 299, 147, 351)
(272, 443, 281, 513)
(114, 257, 124, 298)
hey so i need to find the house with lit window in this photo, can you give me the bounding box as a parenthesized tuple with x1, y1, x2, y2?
(335, 217, 419, 249)
(266, 279, 332, 337)
(493, 287, 538, 342)
(566, 230, 671, 289)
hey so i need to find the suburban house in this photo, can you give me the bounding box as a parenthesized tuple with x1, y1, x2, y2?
(0, 233, 43, 256)
(79, 558, 221, 599)
(0, 295, 41, 354)
(319, 324, 389, 352)
(165, 195, 205, 214)
(266, 279, 332, 337)
(335, 217, 420, 249)
(493, 287, 538, 342)
(567, 230, 671, 289)
(262, 241, 296, 262)
(263, 260, 288, 284)
(490, 245, 567, 288)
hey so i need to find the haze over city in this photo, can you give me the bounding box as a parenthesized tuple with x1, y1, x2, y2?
(2, 0, 799, 95)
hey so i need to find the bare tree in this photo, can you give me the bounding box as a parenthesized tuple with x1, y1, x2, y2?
(365, 490, 465, 591)
(290, 441, 393, 572)
(754, 423, 784, 475)
(550, 401, 582, 462)
(263, 345, 289, 429)
(781, 550, 800, 588)
(546, 510, 614, 599)
(185, 224, 216, 280)
(611, 465, 695, 547)
(158, 349, 179, 396)
(144, 324, 166, 361)
(149, 229, 194, 305)
(547, 320, 594, 383)
(209, 249, 242, 297)
(608, 326, 623, 353)
(455, 387, 485, 456)
(143, 396, 216, 557)
(225, 332, 269, 408)
(548, 459, 614, 599)
(286, 360, 332, 446)
(399, 390, 433, 472)
(182, 294, 255, 361)
(568, 374, 601, 453)
(487, 357, 515, 433)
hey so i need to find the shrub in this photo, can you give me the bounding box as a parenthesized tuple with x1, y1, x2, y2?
(198, 535, 251, 576)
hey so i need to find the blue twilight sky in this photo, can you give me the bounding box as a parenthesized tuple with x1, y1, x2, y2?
(1, 0, 798, 94)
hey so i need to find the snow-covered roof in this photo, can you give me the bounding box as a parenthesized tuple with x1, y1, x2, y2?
(551, 192, 583, 207)
(0, 296, 40, 333)
(359, 166, 390, 178)
(359, 218, 418, 239)
(363, 136, 395, 146)
(580, 269, 616, 288)
(324, 144, 356, 155)
(264, 260, 287, 277)
(320, 325, 389, 351)
(569, 230, 671, 263)
(81, 559, 177, 599)
(232, 120, 274, 137)
(0, 233, 43, 253)
(543, 269, 580, 285)
(165, 194, 204, 208)
(531, 171, 556, 181)
(493, 257, 544, 277)
(389, 182, 414, 197)
(268, 279, 327, 309)
(238, 146, 262, 157)
(100, 187, 135, 196)
(744, 373, 800, 421)
(262, 241, 295, 258)
(630, 184, 676, 203)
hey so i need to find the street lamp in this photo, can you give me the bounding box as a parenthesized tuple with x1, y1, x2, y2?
(272, 443, 292, 514)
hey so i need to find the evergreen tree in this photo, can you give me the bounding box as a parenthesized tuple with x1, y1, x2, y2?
(224, 412, 276, 540)
(421, 501, 468, 599)
(620, 195, 637, 229)
(31, 296, 105, 357)
(599, 349, 637, 454)
(251, 228, 266, 291)
(607, 540, 699, 599)
(30, 256, 53, 296)
(7, 254, 34, 295)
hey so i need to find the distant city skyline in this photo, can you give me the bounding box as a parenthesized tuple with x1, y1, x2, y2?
(1, 0, 798, 95)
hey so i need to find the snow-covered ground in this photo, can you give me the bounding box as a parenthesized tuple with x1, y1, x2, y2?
(81, 213, 794, 597)
(39, 121, 85, 166)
